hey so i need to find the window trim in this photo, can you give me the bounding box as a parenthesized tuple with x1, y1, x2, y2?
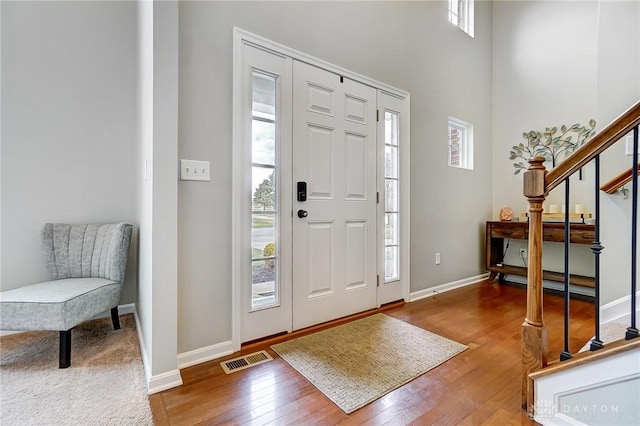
(449, 0, 475, 38)
(448, 116, 474, 171)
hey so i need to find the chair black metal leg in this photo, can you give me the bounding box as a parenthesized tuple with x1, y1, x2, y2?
(111, 306, 121, 330)
(59, 330, 71, 368)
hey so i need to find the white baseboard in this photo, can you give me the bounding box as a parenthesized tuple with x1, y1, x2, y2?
(501, 275, 595, 298)
(130, 305, 184, 394)
(601, 291, 640, 325)
(409, 274, 489, 302)
(147, 369, 184, 395)
(132, 306, 152, 391)
(178, 340, 234, 369)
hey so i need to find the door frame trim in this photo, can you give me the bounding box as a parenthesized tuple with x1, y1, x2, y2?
(232, 27, 410, 351)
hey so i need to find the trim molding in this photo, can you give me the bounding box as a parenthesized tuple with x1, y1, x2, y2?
(132, 304, 183, 394)
(147, 369, 184, 395)
(409, 274, 489, 302)
(601, 291, 640, 325)
(178, 340, 234, 369)
(132, 305, 152, 391)
(503, 275, 595, 298)
(234, 28, 409, 98)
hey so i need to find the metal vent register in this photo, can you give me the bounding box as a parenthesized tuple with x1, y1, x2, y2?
(220, 350, 273, 374)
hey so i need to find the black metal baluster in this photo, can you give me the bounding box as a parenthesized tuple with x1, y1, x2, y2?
(560, 178, 572, 360)
(591, 155, 604, 351)
(626, 125, 640, 340)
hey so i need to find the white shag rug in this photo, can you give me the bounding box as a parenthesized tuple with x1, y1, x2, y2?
(0, 314, 153, 425)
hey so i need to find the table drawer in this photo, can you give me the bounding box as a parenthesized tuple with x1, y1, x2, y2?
(490, 224, 527, 239)
(541, 228, 565, 243)
(570, 229, 595, 244)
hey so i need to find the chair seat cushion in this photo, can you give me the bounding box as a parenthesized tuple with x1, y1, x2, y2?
(0, 278, 120, 331)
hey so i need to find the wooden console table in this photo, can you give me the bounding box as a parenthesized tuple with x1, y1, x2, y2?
(485, 221, 595, 288)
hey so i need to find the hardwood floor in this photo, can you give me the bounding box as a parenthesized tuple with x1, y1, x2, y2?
(150, 281, 596, 425)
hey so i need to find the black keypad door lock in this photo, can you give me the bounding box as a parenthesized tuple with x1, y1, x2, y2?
(297, 181, 307, 202)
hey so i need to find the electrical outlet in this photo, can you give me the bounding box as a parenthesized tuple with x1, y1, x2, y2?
(180, 159, 211, 181)
(435, 252, 441, 265)
(520, 248, 527, 257)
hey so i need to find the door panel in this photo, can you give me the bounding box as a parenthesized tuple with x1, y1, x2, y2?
(345, 221, 367, 290)
(292, 61, 377, 330)
(307, 124, 335, 198)
(307, 221, 335, 297)
(345, 132, 367, 199)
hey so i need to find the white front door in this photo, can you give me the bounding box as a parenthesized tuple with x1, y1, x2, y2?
(292, 61, 378, 330)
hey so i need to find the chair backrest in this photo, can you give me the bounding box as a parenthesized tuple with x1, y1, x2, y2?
(40, 223, 133, 284)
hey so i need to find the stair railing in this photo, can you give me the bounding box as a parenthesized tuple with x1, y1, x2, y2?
(521, 101, 640, 415)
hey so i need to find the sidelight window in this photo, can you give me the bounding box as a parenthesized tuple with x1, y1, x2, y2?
(384, 111, 400, 282)
(251, 72, 279, 309)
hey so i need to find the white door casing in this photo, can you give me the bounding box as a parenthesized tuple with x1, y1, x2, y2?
(232, 28, 409, 350)
(291, 61, 378, 330)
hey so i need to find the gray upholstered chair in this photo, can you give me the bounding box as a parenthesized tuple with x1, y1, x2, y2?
(0, 223, 133, 368)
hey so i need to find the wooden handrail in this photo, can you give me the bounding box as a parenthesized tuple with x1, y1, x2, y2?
(600, 163, 640, 194)
(521, 101, 640, 415)
(546, 101, 640, 192)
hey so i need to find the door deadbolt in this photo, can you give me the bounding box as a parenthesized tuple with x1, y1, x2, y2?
(297, 182, 307, 202)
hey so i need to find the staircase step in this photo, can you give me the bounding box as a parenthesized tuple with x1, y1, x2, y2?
(579, 322, 628, 352)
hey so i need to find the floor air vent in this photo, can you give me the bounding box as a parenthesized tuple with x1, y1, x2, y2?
(220, 350, 273, 374)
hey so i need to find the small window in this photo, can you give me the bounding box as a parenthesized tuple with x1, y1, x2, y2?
(251, 71, 279, 310)
(449, 0, 474, 38)
(448, 117, 473, 170)
(384, 111, 400, 282)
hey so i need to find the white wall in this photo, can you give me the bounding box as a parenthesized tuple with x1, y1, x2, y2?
(1, 1, 138, 302)
(136, 0, 155, 384)
(150, 0, 180, 382)
(6, 0, 635, 384)
(596, 0, 640, 305)
(176, 0, 494, 354)
(135, 0, 181, 390)
(492, 0, 640, 305)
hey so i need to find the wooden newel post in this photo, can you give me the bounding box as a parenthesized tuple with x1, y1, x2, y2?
(522, 156, 548, 415)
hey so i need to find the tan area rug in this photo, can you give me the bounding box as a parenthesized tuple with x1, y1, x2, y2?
(0, 314, 153, 425)
(271, 313, 467, 414)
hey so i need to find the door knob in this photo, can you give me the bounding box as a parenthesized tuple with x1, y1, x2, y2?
(297, 209, 308, 218)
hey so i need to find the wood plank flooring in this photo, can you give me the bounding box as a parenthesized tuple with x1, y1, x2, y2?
(150, 281, 596, 425)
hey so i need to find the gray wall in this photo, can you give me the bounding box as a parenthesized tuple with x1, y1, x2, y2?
(177, 0, 494, 353)
(1, 1, 138, 302)
(492, 0, 640, 304)
(7, 0, 635, 381)
(595, 0, 640, 304)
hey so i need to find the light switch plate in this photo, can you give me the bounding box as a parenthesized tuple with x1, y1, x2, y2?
(180, 159, 210, 181)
